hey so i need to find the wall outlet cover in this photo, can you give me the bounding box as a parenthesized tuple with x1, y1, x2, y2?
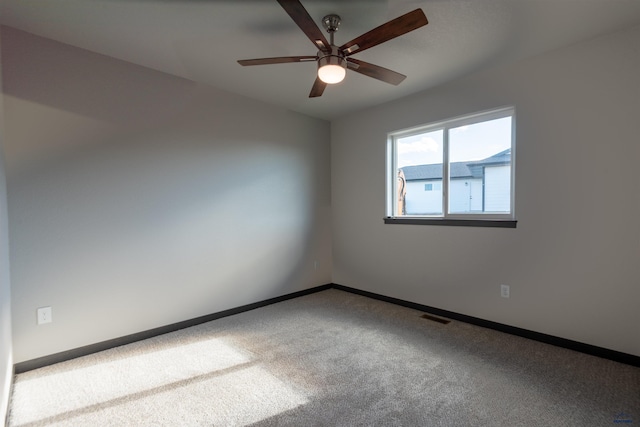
(37, 306, 52, 324)
(500, 284, 510, 298)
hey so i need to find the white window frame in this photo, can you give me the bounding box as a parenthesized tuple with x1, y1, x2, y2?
(385, 106, 516, 227)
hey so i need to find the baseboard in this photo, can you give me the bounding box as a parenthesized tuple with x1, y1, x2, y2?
(331, 283, 640, 368)
(14, 284, 332, 374)
(14, 282, 639, 374)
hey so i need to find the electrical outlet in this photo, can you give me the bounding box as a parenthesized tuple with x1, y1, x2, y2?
(37, 306, 52, 325)
(500, 284, 510, 298)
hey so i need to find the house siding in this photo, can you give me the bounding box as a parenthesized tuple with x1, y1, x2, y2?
(484, 165, 511, 212)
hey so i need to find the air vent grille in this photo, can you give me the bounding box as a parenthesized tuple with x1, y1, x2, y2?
(420, 314, 451, 324)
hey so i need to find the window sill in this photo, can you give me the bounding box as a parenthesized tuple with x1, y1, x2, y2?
(384, 217, 517, 228)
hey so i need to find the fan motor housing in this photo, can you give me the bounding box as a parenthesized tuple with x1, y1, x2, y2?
(317, 46, 346, 68)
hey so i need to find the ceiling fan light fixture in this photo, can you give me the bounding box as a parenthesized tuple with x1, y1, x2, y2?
(237, 2, 428, 97)
(318, 62, 346, 84)
(317, 47, 346, 84)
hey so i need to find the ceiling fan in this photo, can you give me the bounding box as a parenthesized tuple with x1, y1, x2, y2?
(238, 0, 429, 98)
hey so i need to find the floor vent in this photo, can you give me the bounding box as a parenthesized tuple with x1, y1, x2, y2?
(420, 314, 451, 324)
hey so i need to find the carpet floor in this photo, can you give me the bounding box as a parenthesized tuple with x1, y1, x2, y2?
(8, 289, 640, 426)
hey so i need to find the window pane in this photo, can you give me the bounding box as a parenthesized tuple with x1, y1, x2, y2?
(388, 107, 515, 223)
(397, 130, 443, 215)
(448, 117, 512, 214)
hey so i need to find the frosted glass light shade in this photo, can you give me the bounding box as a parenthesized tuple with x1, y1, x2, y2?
(317, 46, 347, 84)
(318, 64, 346, 84)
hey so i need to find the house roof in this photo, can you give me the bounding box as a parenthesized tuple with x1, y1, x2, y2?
(401, 149, 510, 181)
(468, 149, 511, 166)
(402, 162, 472, 181)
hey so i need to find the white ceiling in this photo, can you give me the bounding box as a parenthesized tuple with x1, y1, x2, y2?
(2, 0, 640, 120)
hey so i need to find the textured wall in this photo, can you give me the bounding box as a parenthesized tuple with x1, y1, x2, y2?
(331, 25, 640, 356)
(2, 27, 331, 363)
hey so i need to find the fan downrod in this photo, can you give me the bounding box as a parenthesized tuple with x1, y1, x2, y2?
(322, 14, 341, 44)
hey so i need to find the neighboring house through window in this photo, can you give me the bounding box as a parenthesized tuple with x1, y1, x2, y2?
(403, 148, 511, 214)
(386, 107, 516, 227)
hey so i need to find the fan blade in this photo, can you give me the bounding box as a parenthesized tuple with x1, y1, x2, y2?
(277, 0, 330, 51)
(238, 56, 316, 66)
(309, 77, 327, 98)
(347, 58, 406, 85)
(340, 9, 428, 56)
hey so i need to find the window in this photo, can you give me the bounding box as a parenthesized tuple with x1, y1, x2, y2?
(386, 107, 516, 227)
(424, 182, 441, 192)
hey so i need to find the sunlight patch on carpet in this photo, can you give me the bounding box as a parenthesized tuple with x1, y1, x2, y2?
(10, 337, 265, 425)
(44, 365, 308, 426)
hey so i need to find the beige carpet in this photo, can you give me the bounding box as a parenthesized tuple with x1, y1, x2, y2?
(8, 289, 640, 426)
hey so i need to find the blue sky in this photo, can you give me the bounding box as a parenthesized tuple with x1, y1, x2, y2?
(397, 116, 512, 168)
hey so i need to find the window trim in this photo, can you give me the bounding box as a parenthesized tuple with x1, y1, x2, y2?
(386, 106, 516, 225)
(384, 217, 517, 228)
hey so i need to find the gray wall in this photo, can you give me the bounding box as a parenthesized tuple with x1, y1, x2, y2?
(2, 20, 639, 371)
(2, 27, 332, 363)
(0, 32, 14, 425)
(332, 25, 640, 356)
